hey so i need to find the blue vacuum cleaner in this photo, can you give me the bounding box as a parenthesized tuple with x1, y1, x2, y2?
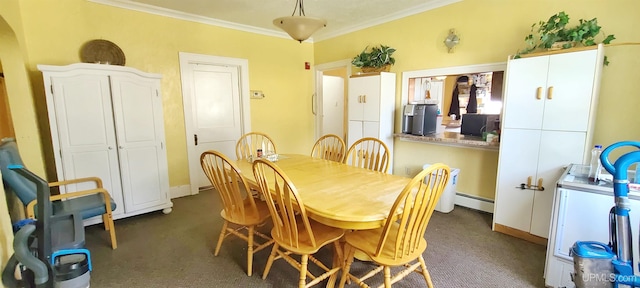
(572, 141, 640, 288)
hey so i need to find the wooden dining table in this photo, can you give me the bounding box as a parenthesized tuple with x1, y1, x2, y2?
(234, 154, 412, 230)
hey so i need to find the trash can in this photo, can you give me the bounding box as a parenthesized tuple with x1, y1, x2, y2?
(423, 164, 460, 213)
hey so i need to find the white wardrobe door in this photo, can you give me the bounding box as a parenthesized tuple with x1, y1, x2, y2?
(51, 74, 124, 215)
(501, 56, 549, 130)
(110, 75, 168, 212)
(542, 49, 598, 132)
(530, 130, 586, 238)
(494, 128, 541, 232)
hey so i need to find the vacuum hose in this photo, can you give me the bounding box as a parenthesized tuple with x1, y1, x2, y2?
(13, 224, 49, 286)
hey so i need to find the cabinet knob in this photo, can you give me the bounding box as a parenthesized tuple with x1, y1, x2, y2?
(118, 146, 124, 149)
(536, 87, 543, 100)
(547, 86, 554, 100)
(108, 146, 113, 150)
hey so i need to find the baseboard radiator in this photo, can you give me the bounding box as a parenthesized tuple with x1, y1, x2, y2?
(454, 192, 494, 214)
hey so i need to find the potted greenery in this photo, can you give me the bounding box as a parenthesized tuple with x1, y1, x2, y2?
(516, 11, 615, 63)
(352, 45, 396, 72)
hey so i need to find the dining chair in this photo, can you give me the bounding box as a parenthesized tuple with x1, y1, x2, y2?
(310, 134, 346, 162)
(0, 138, 118, 249)
(200, 150, 273, 276)
(344, 137, 390, 173)
(236, 132, 277, 160)
(338, 163, 450, 288)
(252, 158, 345, 288)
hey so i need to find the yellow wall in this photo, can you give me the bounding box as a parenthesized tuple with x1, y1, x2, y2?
(1, 0, 317, 187)
(0, 170, 13, 279)
(1, 0, 640, 202)
(315, 0, 640, 199)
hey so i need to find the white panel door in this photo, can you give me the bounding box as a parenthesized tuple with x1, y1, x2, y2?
(494, 128, 541, 232)
(530, 130, 586, 237)
(110, 75, 169, 212)
(322, 76, 345, 138)
(189, 64, 242, 188)
(502, 56, 549, 130)
(50, 74, 124, 215)
(543, 50, 598, 132)
(347, 121, 363, 148)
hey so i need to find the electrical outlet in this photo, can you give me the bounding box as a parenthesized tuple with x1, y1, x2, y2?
(250, 90, 265, 99)
(405, 167, 411, 175)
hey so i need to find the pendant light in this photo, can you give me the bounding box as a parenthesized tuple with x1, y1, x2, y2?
(273, 0, 327, 43)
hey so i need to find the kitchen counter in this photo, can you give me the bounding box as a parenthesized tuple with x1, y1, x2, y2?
(394, 131, 500, 150)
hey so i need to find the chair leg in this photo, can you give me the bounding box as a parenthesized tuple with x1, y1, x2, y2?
(247, 225, 255, 276)
(262, 243, 279, 280)
(102, 214, 110, 231)
(418, 255, 434, 288)
(338, 244, 355, 288)
(107, 213, 117, 249)
(299, 254, 308, 288)
(383, 266, 391, 288)
(214, 221, 229, 256)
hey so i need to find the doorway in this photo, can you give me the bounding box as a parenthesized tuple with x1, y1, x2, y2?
(0, 72, 15, 139)
(314, 60, 352, 141)
(179, 53, 251, 196)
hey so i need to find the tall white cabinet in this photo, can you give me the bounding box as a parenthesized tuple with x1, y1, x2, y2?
(347, 72, 395, 171)
(493, 45, 604, 240)
(39, 63, 173, 223)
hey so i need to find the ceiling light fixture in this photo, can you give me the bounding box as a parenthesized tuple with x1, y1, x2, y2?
(273, 0, 327, 43)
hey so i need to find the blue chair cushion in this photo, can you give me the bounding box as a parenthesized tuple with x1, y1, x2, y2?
(51, 194, 117, 219)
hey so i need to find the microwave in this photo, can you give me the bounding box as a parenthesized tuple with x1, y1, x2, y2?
(460, 114, 500, 136)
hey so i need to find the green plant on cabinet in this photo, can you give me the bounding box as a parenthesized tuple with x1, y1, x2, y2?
(351, 45, 396, 71)
(516, 11, 615, 64)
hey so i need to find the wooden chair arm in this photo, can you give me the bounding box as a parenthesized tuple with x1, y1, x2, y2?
(48, 177, 103, 188)
(26, 200, 36, 219)
(25, 188, 113, 219)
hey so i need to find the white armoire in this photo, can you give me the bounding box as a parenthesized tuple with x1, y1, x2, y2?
(492, 44, 605, 241)
(347, 72, 395, 171)
(39, 63, 173, 223)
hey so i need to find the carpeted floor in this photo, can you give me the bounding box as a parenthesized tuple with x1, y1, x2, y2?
(84, 189, 546, 287)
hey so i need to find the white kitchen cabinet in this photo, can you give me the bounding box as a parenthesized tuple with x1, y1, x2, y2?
(493, 45, 604, 240)
(545, 164, 640, 288)
(39, 63, 173, 223)
(347, 72, 395, 171)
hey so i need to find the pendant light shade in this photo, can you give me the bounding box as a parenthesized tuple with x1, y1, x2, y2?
(273, 0, 326, 42)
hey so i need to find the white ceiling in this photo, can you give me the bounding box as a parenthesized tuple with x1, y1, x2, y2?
(91, 0, 462, 41)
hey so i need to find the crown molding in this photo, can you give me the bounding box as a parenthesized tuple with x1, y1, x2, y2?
(313, 0, 462, 41)
(89, 0, 462, 43)
(88, 0, 303, 41)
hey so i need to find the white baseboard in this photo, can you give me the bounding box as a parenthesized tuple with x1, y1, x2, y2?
(170, 185, 192, 199)
(454, 192, 494, 213)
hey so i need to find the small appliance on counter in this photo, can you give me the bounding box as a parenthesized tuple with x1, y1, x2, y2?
(460, 114, 500, 136)
(402, 104, 415, 134)
(411, 104, 438, 136)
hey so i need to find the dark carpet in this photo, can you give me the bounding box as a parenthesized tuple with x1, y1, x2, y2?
(84, 189, 546, 287)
